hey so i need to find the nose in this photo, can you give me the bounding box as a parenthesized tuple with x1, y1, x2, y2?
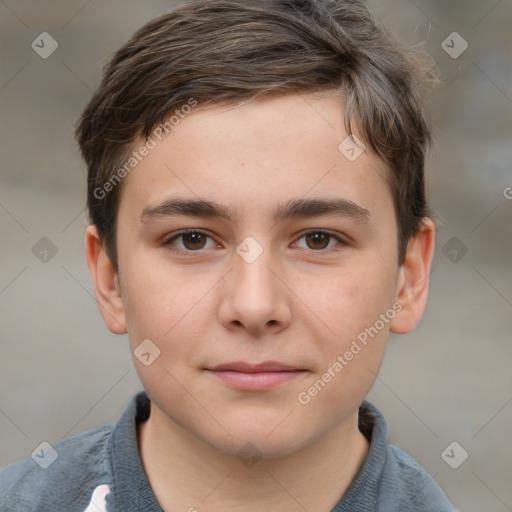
(218, 243, 292, 337)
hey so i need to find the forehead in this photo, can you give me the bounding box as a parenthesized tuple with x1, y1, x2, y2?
(118, 93, 393, 225)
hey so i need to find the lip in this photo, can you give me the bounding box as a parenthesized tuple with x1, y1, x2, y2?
(205, 361, 307, 391)
(208, 361, 301, 372)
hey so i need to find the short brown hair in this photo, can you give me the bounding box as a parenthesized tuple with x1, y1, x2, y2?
(75, 0, 437, 272)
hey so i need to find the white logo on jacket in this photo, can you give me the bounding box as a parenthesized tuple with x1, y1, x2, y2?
(83, 484, 110, 512)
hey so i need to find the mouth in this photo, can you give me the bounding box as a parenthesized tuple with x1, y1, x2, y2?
(204, 361, 308, 391)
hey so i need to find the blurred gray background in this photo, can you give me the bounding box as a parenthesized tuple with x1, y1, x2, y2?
(0, 1, 511, 510)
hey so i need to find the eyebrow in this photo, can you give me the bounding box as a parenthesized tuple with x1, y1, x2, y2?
(140, 196, 372, 225)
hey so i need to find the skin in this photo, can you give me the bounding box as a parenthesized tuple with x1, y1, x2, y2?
(86, 91, 435, 511)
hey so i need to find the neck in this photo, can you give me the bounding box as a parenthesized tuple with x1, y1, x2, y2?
(137, 403, 370, 512)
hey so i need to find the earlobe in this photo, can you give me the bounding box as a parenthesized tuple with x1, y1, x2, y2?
(390, 217, 435, 335)
(85, 225, 127, 335)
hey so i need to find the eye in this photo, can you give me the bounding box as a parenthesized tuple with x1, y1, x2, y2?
(293, 230, 346, 251)
(162, 229, 347, 255)
(163, 230, 217, 253)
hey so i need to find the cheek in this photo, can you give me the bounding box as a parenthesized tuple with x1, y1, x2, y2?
(301, 261, 396, 373)
(121, 257, 207, 340)
(121, 271, 206, 397)
(303, 265, 392, 332)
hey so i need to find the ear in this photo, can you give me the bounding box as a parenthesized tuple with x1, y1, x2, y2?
(390, 217, 435, 334)
(85, 224, 127, 334)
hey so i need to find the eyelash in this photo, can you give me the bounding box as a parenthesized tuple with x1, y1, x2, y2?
(162, 229, 348, 256)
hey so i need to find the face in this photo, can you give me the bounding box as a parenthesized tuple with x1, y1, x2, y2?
(92, 92, 427, 458)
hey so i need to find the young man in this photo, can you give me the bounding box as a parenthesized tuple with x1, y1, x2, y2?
(0, 0, 458, 510)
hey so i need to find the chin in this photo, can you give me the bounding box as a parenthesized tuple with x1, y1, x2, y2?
(206, 432, 307, 461)
(197, 414, 316, 461)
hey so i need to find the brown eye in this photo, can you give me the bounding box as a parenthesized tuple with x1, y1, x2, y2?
(294, 230, 345, 252)
(164, 230, 216, 252)
(181, 232, 208, 250)
(304, 232, 330, 250)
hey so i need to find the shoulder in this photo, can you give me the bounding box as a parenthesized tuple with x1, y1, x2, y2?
(379, 444, 458, 512)
(0, 422, 114, 512)
(333, 401, 458, 512)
